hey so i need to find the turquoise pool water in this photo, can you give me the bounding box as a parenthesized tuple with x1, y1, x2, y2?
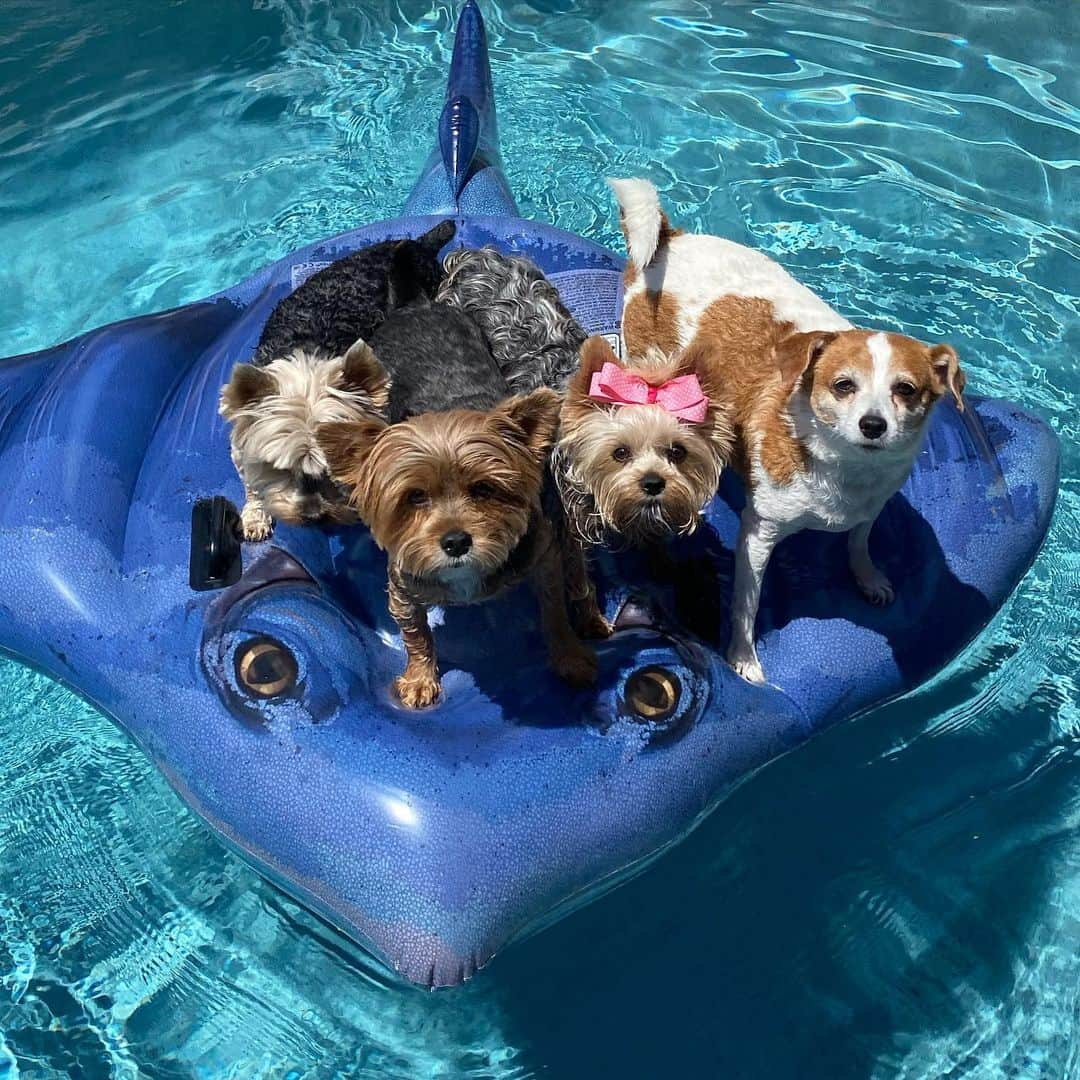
(0, 0, 1077, 1075)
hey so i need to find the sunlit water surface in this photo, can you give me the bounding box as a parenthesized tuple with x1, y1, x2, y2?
(0, 0, 1077, 1075)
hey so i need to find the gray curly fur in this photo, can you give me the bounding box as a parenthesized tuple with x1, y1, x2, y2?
(435, 247, 588, 394)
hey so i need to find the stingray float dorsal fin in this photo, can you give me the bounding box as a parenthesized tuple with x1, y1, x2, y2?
(439, 95, 480, 199)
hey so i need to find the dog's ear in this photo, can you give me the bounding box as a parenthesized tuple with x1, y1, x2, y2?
(340, 339, 391, 409)
(929, 343, 965, 412)
(386, 241, 426, 312)
(774, 331, 836, 389)
(219, 363, 276, 418)
(418, 219, 456, 252)
(675, 339, 717, 386)
(491, 388, 562, 460)
(565, 335, 622, 407)
(386, 222, 456, 311)
(317, 418, 388, 497)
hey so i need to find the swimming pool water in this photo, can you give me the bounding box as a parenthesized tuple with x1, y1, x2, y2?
(0, 0, 1077, 1075)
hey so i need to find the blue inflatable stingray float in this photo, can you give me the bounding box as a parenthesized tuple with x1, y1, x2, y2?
(0, 2, 1060, 987)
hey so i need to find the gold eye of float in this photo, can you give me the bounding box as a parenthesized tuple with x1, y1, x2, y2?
(235, 638, 298, 699)
(624, 667, 681, 722)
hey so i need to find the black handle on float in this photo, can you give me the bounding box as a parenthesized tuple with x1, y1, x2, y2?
(189, 496, 243, 591)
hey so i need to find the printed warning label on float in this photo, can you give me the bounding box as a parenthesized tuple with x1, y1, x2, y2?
(548, 268, 623, 339)
(291, 262, 331, 291)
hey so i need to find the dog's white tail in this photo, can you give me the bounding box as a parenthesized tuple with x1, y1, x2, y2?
(607, 177, 664, 271)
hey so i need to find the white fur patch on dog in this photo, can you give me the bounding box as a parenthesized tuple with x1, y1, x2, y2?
(867, 332, 893, 391)
(611, 176, 852, 351)
(649, 234, 852, 350)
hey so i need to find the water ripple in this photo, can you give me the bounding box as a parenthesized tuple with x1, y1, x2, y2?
(0, 0, 1077, 1076)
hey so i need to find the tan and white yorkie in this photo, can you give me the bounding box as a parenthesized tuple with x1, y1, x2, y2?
(220, 340, 389, 539)
(552, 334, 734, 549)
(319, 292, 597, 709)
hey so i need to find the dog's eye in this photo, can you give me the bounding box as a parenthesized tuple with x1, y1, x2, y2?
(832, 378, 856, 397)
(235, 637, 298, 699)
(612, 446, 632, 463)
(894, 381, 918, 399)
(406, 489, 429, 507)
(469, 481, 496, 501)
(666, 443, 687, 464)
(624, 666, 681, 722)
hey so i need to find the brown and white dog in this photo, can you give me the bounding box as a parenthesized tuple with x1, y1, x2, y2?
(609, 178, 965, 684)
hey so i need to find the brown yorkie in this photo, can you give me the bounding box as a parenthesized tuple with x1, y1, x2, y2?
(550, 335, 734, 636)
(320, 386, 598, 709)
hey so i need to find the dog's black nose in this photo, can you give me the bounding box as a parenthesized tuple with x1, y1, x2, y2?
(440, 530, 473, 558)
(640, 473, 666, 496)
(859, 414, 888, 440)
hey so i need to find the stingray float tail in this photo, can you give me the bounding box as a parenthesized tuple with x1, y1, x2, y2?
(401, 1, 517, 218)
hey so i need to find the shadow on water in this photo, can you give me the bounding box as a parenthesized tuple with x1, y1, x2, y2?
(487, 647, 1071, 1078)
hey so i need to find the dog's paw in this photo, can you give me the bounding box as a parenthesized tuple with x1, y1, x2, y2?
(728, 648, 766, 685)
(573, 605, 614, 641)
(551, 642, 599, 688)
(240, 504, 274, 542)
(855, 568, 895, 606)
(395, 670, 442, 709)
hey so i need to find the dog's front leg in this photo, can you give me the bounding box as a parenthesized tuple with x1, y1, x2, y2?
(387, 576, 441, 708)
(231, 445, 274, 541)
(848, 518, 895, 605)
(239, 487, 274, 542)
(532, 542, 599, 688)
(727, 509, 782, 684)
(561, 533, 612, 640)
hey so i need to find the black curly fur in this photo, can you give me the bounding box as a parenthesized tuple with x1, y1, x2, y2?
(435, 247, 588, 394)
(371, 296, 508, 422)
(253, 220, 457, 364)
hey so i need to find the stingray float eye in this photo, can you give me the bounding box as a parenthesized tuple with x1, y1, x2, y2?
(235, 636, 299, 699)
(624, 666, 681, 722)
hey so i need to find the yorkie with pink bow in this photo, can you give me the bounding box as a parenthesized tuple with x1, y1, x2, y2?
(550, 334, 733, 635)
(551, 329, 734, 603)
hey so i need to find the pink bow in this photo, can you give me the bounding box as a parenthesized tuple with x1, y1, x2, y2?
(588, 363, 709, 424)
